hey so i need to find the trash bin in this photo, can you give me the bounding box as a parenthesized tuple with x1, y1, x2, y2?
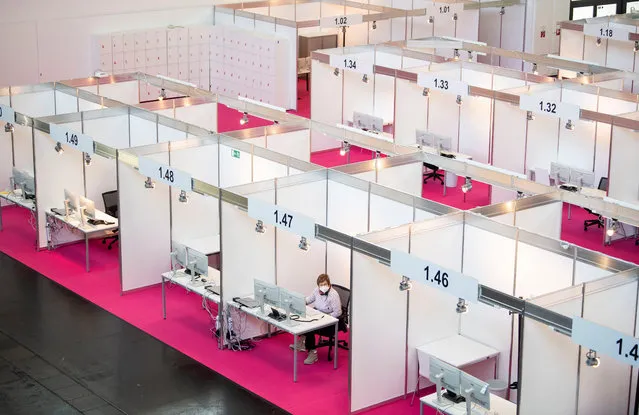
(487, 379, 508, 399)
(445, 171, 458, 187)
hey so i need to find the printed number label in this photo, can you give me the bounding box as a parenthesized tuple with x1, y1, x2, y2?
(600, 28, 613, 38)
(137, 157, 191, 191)
(433, 78, 449, 90)
(616, 338, 639, 361)
(440, 5, 450, 13)
(343, 59, 357, 69)
(538, 101, 557, 114)
(247, 197, 316, 238)
(274, 210, 293, 228)
(0, 104, 15, 124)
(65, 132, 79, 146)
(158, 166, 175, 183)
(425, 266, 449, 287)
(335, 17, 348, 25)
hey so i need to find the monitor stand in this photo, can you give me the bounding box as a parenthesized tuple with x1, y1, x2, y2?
(434, 374, 444, 405)
(282, 302, 298, 327)
(463, 388, 473, 415)
(64, 200, 70, 220)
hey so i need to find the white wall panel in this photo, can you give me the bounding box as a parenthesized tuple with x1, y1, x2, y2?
(458, 96, 491, 163)
(342, 68, 374, 124)
(252, 157, 287, 183)
(99, 81, 140, 105)
(129, 116, 157, 147)
(609, 126, 639, 203)
(55, 91, 78, 114)
(175, 102, 217, 132)
(492, 101, 526, 174)
(515, 242, 572, 299)
(310, 61, 342, 151)
(376, 163, 422, 197)
(219, 144, 251, 188)
(394, 78, 427, 146)
(369, 193, 413, 232)
(515, 202, 562, 240)
(266, 130, 310, 162)
(427, 92, 459, 149)
(525, 114, 559, 175)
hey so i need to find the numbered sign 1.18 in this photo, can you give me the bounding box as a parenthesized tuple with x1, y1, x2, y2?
(0, 104, 15, 124)
(49, 124, 95, 155)
(320, 14, 364, 28)
(583, 23, 630, 41)
(138, 157, 192, 191)
(572, 317, 639, 367)
(390, 249, 479, 302)
(329, 54, 373, 75)
(247, 197, 316, 239)
(417, 73, 469, 97)
(519, 94, 580, 120)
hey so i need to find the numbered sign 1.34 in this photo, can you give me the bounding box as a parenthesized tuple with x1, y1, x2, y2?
(390, 249, 479, 302)
(583, 23, 630, 41)
(329, 54, 373, 75)
(247, 197, 316, 239)
(49, 124, 94, 155)
(320, 14, 363, 28)
(0, 104, 15, 124)
(519, 94, 580, 120)
(138, 157, 192, 191)
(572, 317, 639, 367)
(417, 73, 469, 97)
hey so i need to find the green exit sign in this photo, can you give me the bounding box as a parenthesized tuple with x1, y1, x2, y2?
(232, 149, 240, 159)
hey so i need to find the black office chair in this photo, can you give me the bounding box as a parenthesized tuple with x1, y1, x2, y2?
(317, 284, 350, 361)
(423, 162, 444, 185)
(102, 190, 119, 250)
(583, 177, 608, 231)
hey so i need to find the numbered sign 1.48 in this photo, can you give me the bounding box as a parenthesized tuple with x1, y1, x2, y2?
(320, 14, 364, 28)
(0, 104, 15, 124)
(390, 249, 479, 302)
(417, 73, 469, 97)
(49, 124, 95, 155)
(572, 317, 639, 367)
(583, 23, 630, 41)
(329, 54, 373, 75)
(247, 197, 316, 239)
(519, 94, 580, 120)
(138, 156, 192, 191)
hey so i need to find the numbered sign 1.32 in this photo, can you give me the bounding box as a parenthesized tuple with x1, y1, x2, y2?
(320, 14, 363, 28)
(138, 156, 192, 192)
(572, 317, 639, 367)
(329, 54, 373, 75)
(583, 23, 630, 41)
(519, 94, 580, 120)
(390, 249, 479, 302)
(247, 197, 316, 239)
(49, 124, 95, 155)
(417, 73, 469, 97)
(0, 104, 15, 124)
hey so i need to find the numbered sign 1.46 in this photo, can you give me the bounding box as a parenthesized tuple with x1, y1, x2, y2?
(583, 23, 630, 41)
(390, 249, 479, 302)
(329, 54, 373, 75)
(49, 124, 95, 155)
(417, 73, 469, 97)
(138, 156, 192, 191)
(519, 94, 580, 120)
(572, 317, 639, 367)
(320, 14, 364, 28)
(247, 197, 316, 239)
(0, 104, 15, 124)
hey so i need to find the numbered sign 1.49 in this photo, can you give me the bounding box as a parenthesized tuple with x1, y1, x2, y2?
(138, 157, 192, 191)
(583, 23, 630, 41)
(572, 317, 639, 367)
(0, 104, 15, 124)
(329, 54, 373, 75)
(390, 249, 479, 302)
(49, 124, 94, 155)
(247, 197, 316, 239)
(320, 14, 363, 28)
(417, 73, 469, 97)
(519, 94, 580, 120)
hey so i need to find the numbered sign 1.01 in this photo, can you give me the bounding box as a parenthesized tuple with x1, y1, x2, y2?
(390, 249, 479, 302)
(433, 2, 463, 16)
(49, 124, 95, 155)
(247, 197, 316, 239)
(320, 14, 363, 28)
(328, 54, 373, 75)
(572, 317, 639, 367)
(519, 94, 580, 120)
(138, 157, 192, 191)
(0, 104, 15, 124)
(417, 73, 469, 97)
(583, 23, 630, 41)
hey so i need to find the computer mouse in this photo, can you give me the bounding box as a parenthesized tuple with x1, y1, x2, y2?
(201, 278, 207, 283)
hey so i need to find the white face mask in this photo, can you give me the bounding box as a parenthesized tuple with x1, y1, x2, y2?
(319, 285, 329, 293)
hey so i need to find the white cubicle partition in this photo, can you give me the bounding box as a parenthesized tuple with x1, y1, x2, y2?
(610, 113, 639, 205)
(223, 123, 312, 163)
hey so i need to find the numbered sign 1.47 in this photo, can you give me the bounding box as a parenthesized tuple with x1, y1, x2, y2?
(390, 249, 479, 302)
(417, 73, 469, 97)
(329, 54, 373, 75)
(138, 156, 192, 191)
(247, 197, 316, 239)
(320, 14, 364, 28)
(519, 94, 580, 120)
(572, 317, 639, 367)
(0, 104, 15, 124)
(49, 124, 95, 155)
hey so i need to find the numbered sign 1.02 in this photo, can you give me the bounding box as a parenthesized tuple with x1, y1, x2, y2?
(519, 94, 580, 120)
(320, 14, 363, 28)
(583, 23, 630, 41)
(328, 54, 373, 75)
(417, 73, 469, 97)
(0, 104, 15, 124)
(390, 249, 479, 302)
(49, 124, 95, 155)
(137, 156, 192, 191)
(247, 197, 316, 239)
(572, 317, 639, 367)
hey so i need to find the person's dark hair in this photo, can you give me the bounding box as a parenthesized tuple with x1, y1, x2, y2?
(316, 274, 331, 286)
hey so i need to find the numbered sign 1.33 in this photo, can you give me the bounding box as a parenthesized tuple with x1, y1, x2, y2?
(329, 54, 373, 75)
(0, 104, 15, 124)
(49, 124, 95, 155)
(572, 317, 639, 367)
(519, 94, 580, 120)
(390, 249, 479, 302)
(417, 73, 469, 97)
(247, 197, 316, 239)
(138, 156, 192, 191)
(583, 23, 630, 41)
(320, 14, 363, 28)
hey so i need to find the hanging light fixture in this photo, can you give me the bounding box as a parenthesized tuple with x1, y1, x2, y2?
(607, 219, 619, 237)
(362, 74, 368, 83)
(467, 51, 473, 62)
(158, 88, 167, 101)
(526, 111, 535, 121)
(565, 119, 575, 131)
(54, 142, 64, 155)
(333, 67, 340, 76)
(428, 16, 434, 24)
(255, 220, 265, 234)
(178, 189, 189, 203)
(499, 6, 505, 15)
(339, 141, 351, 156)
(453, 49, 460, 61)
(372, 20, 377, 30)
(452, 12, 458, 21)
(298, 236, 310, 251)
(144, 177, 155, 189)
(456, 95, 463, 106)
(596, 37, 602, 47)
(532, 63, 538, 75)
(240, 112, 249, 126)
(461, 177, 473, 193)
(422, 88, 430, 97)
(84, 153, 92, 166)
(586, 349, 600, 368)
(399, 276, 412, 291)
(374, 150, 382, 170)
(456, 298, 469, 314)
(634, 41, 639, 53)
(4, 122, 14, 133)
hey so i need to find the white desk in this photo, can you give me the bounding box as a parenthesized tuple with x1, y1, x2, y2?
(45, 209, 118, 272)
(161, 267, 221, 320)
(176, 235, 221, 256)
(228, 297, 339, 382)
(420, 392, 516, 415)
(0, 191, 36, 231)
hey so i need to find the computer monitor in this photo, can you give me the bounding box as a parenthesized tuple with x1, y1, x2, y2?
(170, 241, 188, 272)
(21, 170, 35, 195)
(570, 168, 595, 188)
(187, 247, 208, 278)
(437, 136, 452, 152)
(460, 372, 490, 414)
(429, 357, 461, 404)
(254, 279, 280, 313)
(64, 189, 80, 213)
(79, 196, 96, 219)
(280, 288, 306, 325)
(353, 111, 383, 132)
(550, 162, 570, 183)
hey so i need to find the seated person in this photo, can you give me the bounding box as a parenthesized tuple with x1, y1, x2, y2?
(289, 274, 342, 365)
